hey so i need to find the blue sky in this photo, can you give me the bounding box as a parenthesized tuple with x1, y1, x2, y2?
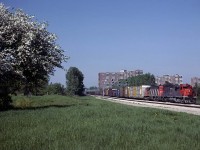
(1, 0, 200, 87)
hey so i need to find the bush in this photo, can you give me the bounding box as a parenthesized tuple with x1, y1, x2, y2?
(14, 97, 32, 109)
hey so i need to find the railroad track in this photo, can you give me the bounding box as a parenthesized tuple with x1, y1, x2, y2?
(95, 96, 200, 109)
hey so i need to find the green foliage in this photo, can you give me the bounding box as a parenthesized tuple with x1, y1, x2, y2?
(1, 95, 200, 149)
(113, 73, 156, 88)
(0, 71, 22, 94)
(15, 78, 66, 96)
(0, 95, 12, 110)
(66, 67, 84, 96)
(15, 76, 49, 96)
(45, 82, 65, 95)
(128, 73, 155, 86)
(112, 79, 127, 88)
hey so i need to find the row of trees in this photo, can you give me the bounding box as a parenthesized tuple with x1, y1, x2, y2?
(2, 67, 84, 96)
(127, 73, 156, 86)
(7, 67, 85, 96)
(112, 73, 156, 88)
(43, 83, 65, 95)
(41, 67, 85, 96)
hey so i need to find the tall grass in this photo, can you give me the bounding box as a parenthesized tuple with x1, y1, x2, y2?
(0, 95, 200, 149)
(12, 95, 87, 108)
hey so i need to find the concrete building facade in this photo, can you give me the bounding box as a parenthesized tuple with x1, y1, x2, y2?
(191, 77, 200, 87)
(155, 74, 183, 85)
(98, 69, 143, 89)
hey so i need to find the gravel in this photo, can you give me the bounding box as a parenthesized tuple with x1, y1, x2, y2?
(95, 96, 200, 116)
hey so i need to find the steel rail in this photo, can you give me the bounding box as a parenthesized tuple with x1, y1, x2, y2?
(95, 96, 200, 109)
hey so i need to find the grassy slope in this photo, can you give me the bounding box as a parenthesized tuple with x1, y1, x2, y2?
(0, 95, 200, 150)
(197, 97, 200, 105)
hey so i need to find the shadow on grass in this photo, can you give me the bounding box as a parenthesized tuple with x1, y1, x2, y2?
(14, 102, 90, 111)
(11, 104, 77, 111)
(0, 94, 91, 111)
(1, 103, 90, 111)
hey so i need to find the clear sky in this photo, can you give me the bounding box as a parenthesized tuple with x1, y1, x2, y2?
(1, 0, 200, 87)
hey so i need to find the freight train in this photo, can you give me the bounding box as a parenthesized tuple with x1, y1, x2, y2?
(103, 84, 196, 104)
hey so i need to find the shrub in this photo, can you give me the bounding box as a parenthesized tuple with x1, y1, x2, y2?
(14, 97, 32, 109)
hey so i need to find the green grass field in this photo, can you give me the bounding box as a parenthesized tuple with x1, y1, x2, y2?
(1, 95, 200, 150)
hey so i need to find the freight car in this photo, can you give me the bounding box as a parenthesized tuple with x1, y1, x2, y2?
(103, 84, 196, 104)
(104, 88, 119, 97)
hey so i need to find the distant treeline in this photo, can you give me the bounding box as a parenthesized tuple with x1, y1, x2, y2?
(113, 73, 156, 88)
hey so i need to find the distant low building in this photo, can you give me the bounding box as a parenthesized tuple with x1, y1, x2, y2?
(155, 74, 183, 85)
(85, 88, 100, 95)
(98, 69, 143, 89)
(191, 77, 200, 87)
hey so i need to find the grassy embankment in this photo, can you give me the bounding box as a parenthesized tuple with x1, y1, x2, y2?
(0, 95, 200, 150)
(197, 96, 200, 104)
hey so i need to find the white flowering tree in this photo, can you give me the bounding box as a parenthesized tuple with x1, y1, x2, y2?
(0, 3, 68, 103)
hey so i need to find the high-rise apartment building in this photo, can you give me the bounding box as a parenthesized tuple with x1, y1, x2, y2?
(155, 74, 183, 85)
(191, 77, 200, 87)
(98, 69, 143, 89)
